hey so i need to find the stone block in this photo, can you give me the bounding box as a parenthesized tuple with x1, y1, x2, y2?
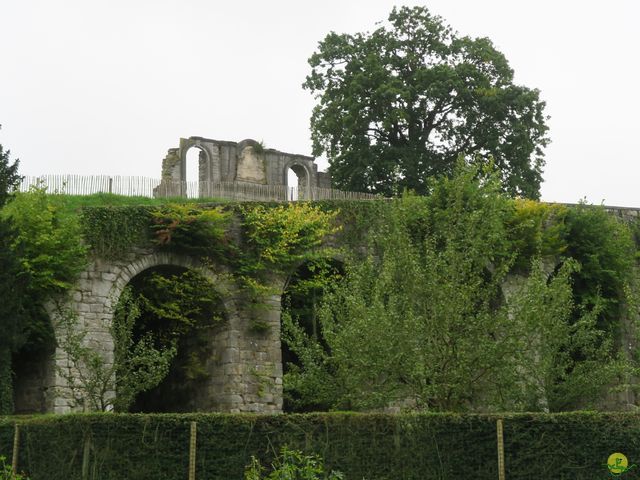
(76, 303, 91, 313)
(89, 304, 104, 313)
(223, 364, 242, 375)
(93, 280, 113, 298)
(221, 348, 240, 364)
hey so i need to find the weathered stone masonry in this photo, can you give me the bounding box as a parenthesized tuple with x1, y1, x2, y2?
(43, 249, 284, 414)
(18, 203, 640, 414)
(156, 137, 332, 199)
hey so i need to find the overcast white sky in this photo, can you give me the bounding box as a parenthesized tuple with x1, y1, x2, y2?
(1, 0, 638, 206)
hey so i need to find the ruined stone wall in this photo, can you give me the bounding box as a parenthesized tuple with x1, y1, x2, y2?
(156, 137, 329, 198)
(44, 249, 283, 414)
(25, 204, 640, 415)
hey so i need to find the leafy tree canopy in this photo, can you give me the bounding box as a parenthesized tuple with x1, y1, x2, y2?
(283, 163, 622, 412)
(304, 6, 549, 198)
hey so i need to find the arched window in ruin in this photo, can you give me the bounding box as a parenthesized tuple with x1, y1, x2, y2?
(185, 147, 204, 199)
(286, 163, 310, 201)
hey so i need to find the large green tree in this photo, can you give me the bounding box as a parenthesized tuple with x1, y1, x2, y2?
(304, 6, 549, 198)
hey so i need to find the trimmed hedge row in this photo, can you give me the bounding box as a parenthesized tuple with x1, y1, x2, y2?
(1, 412, 638, 479)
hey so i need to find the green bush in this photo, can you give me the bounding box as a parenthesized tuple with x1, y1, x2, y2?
(0, 455, 29, 480)
(1, 412, 639, 480)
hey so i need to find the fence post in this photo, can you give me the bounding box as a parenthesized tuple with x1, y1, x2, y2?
(108, 177, 113, 194)
(497, 418, 505, 480)
(11, 422, 19, 474)
(189, 421, 197, 480)
(81, 434, 92, 480)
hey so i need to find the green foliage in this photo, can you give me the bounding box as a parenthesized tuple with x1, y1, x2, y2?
(112, 288, 176, 412)
(284, 164, 623, 412)
(245, 446, 344, 480)
(304, 6, 548, 198)
(0, 138, 23, 414)
(80, 206, 152, 259)
(0, 220, 25, 414)
(127, 268, 227, 410)
(240, 203, 339, 275)
(252, 141, 266, 155)
(0, 350, 13, 416)
(44, 192, 231, 213)
(133, 269, 226, 343)
(0, 180, 86, 414)
(1, 168, 638, 417)
(564, 204, 636, 332)
(55, 292, 175, 412)
(0, 456, 29, 480)
(1, 186, 87, 295)
(285, 163, 515, 411)
(238, 203, 340, 329)
(507, 259, 622, 411)
(4, 412, 640, 479)
(150, 204, 231, 257)
(507, 199, 568, 270)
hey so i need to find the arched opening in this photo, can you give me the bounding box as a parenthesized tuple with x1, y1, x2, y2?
(280, 258, 344, 412)
(286, 164, 309, 201)
(287, 168, 299, 201)
(114, 264, 227, 412)
(185, 147, 204, 199)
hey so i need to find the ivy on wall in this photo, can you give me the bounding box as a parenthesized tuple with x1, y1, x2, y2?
(126, 268, 227, 412)
(80, 206, 152, 259)
(3, 176, 640, 415)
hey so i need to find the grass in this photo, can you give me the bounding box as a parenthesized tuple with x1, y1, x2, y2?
(41, 192, 232, 214)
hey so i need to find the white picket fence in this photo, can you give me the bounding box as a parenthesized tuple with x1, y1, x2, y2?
(18, 175, 379, 202)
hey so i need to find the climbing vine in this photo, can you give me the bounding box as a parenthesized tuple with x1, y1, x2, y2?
(238, 203, 339, 276)
(2, 175, 640, 414)
(81, 206, 152, 259)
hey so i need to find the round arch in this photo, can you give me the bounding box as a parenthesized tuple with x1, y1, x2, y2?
(283, 160, 312, 200)
(108, 251, 238, 412)
(108, 251, 237, 318)
(180, 144, 211, 198)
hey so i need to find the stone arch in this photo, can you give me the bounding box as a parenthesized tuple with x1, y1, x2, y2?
(108, 251, 237, 317)
(49, 246, 284, 414)
(51, 250, 240, 414)
(180, 144, 210, 198)
(283, 160, 312, 200)
(113, 253, 238, 412)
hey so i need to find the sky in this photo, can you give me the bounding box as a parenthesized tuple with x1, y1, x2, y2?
(1, 0, 638, 206)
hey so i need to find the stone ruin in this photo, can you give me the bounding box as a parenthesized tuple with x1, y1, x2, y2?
(154, 137, 331, 200)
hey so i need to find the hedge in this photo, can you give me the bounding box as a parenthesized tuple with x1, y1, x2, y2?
(0, 412, 638, 479)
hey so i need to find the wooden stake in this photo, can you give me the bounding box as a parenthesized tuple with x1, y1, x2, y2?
(81, 435, 91, 480)
(497, 418, 505, 480)
(11, 423, 19, 474)
(189, 421, 197, 480)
